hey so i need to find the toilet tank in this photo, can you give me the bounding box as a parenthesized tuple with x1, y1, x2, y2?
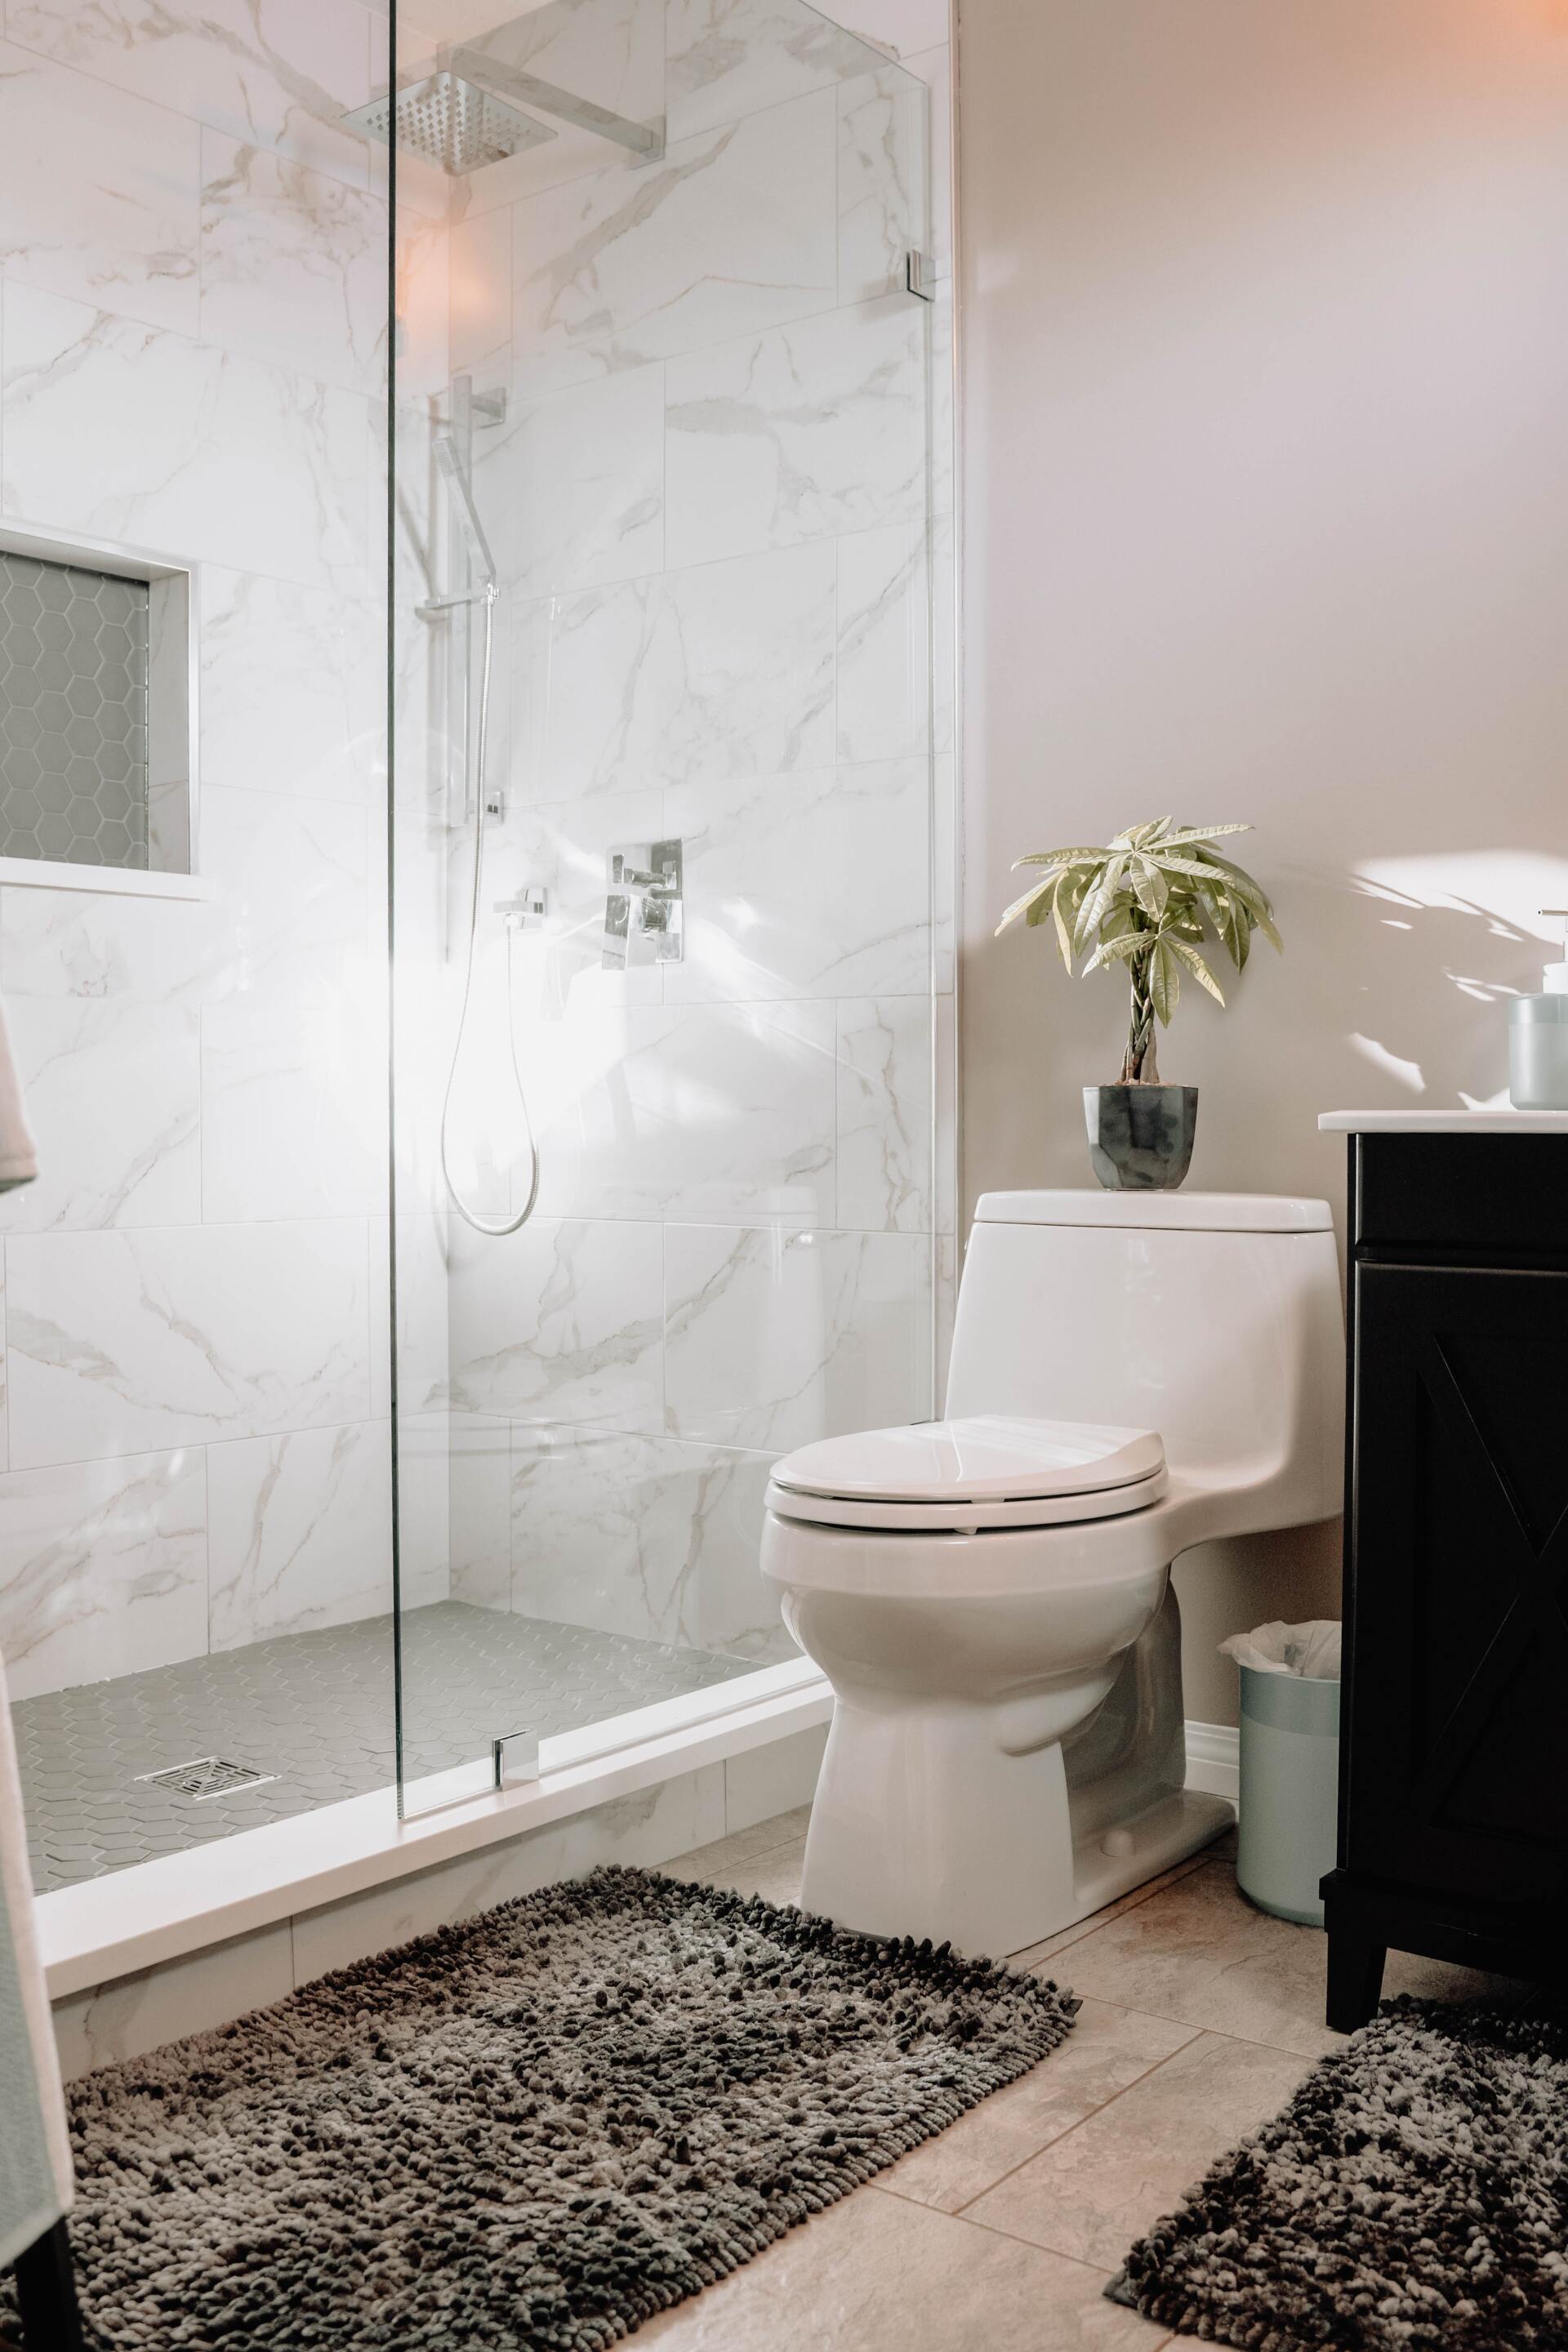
(947, 1192, 1344, 1529)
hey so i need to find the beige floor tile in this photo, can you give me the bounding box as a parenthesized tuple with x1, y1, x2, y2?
(1046, 1856, 1507, 2057)
(1009, 1853, 1218, 1971)
(662, 1807, 811, 1885)
(636, 2184, 1169, 2350)
(880, 2000, 1199, 2215)
(964, 2029, 1310, 2273)
(674, 1838, 808, 1907)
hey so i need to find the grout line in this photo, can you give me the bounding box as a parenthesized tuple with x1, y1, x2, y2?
(1014, 1851, 1218, 1971)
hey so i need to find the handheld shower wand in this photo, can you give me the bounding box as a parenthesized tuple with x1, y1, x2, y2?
(425, 410, 540, 1238)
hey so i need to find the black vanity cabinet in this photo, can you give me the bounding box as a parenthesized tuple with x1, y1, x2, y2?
(1324, 1130, 1568, 2031)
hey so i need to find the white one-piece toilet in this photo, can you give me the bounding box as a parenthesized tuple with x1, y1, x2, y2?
(761, 1190, 1344, 1959)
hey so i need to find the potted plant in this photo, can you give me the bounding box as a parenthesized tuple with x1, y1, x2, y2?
(996, 817, 1281, 1191)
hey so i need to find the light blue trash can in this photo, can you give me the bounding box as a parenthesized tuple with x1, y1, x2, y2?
(1236, 1662, 1340, 1928)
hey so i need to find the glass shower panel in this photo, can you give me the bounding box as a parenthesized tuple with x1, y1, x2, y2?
(390, 0, 946, 1809)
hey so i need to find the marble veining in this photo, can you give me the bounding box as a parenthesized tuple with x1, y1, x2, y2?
(1, 286, 370, 597)
(6, 1220, 372, 1468)
(0, 998, 201, 1232)
(0, 38, 202, 335)
(198, 131, 388, 398)
(448, 1216, 664, 1430)
(665, 0, 894, 144)
(663, 760, 930, 1003)
(511, 541, 836, 799)
(835, 995, 933, 1234)
(508, 1420, 792, 1658)
(665, 294, 927, 567)
(199, 566, 382, 804)
(663, 1221, 929, 1450)
(207, 1419, 392, 1648)
(0, 1446, 207, 1701)
(512, 93, 838, 396)
(7, 0, 375, 192)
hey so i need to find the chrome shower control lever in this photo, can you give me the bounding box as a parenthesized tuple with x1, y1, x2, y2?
(604, 839, 684, 968)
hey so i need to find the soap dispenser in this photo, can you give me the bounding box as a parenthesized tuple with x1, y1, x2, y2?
(1509, 910, 1568, 1109)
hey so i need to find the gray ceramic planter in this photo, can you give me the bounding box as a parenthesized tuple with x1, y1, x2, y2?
(1084, 1085, 1198, 1192)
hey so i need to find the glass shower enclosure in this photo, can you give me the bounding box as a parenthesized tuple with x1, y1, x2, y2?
(385, 0, 952, 1811)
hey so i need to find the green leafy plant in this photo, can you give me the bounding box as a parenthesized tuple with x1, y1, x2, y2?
(996, 817, 1281, 1084)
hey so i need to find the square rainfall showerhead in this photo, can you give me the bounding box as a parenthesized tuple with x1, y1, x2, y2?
(345, 71, 556, 177)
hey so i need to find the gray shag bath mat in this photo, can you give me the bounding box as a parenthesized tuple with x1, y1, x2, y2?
(1, 1864, 1077, 2352)
(1109, 1994, 1568, 2350)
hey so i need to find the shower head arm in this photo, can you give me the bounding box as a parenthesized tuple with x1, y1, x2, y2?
(450, 47, 664, 161)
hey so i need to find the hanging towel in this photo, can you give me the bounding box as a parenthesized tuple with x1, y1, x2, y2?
(0, 1642, 72, 2270)
(0, 1002, 36, 1194)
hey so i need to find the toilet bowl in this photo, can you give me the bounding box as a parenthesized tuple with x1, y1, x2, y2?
(761, 1190, 1345, 1959)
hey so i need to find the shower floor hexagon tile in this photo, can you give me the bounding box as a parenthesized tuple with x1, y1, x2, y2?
(12, 1601, 755, 1893)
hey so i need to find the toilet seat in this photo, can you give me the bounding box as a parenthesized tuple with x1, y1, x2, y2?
(767, 1414, 1168, 1533)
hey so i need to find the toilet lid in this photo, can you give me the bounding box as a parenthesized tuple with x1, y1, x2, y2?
(771, 1415, 1165, 1506)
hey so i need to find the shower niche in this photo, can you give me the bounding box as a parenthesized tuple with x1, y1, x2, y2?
(0, 523, 196, 881)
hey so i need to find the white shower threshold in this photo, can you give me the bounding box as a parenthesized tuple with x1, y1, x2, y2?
(38, 1658, 831, 2002)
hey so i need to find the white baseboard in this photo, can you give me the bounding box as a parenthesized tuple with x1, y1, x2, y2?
(1185, 1720, 1240, 1809)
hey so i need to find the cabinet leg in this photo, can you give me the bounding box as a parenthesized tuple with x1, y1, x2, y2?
(14, 2217, 87, 2352)
(1326, 1930, 1385, 2033)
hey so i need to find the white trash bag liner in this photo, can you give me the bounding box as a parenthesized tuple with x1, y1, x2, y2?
(1219, 1619, 1340, 1680)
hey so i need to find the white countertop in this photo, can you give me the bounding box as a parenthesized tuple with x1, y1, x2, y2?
(1320, 1109, 1568, 1134)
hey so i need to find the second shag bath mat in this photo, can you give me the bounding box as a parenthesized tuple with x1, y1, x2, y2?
(7, 1865, 1078, 2352)
(1109, 1993, 1568, 2351)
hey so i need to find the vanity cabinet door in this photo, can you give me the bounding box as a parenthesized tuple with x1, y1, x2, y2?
(1347, 1263, 1568, 1904)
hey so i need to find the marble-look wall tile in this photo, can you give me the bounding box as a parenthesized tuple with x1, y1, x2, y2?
(665, 0, 887, 142)
(198, 131, 387, 398)
(0, 1447, 207, 1701)
(902, 41, 952, 278)
(512, 91, 837, 396)
(201, 786, 370, 1009)
(488, 364, 664, 599)
(512, 541, 835, 799)
(529, 1000, 835, 1224)
(664, 760, 929, 1003)
(664, 1222, 928, 1450)
(6, 1219, 372, 1468)
(448, 203, 512, 377)
(835, 994, 933, 1234)
(510, 1422, 789, 1658)
(0, 999, 200, 1231)
(836, 521, 930, 764)
(826, 0, 950, 60)
(0, 39, 201, 334)
(837, 65, 926, 306)
(665, 294, 926, 568)
(448, 1411, 510, 1610)
(0, 880, 227, 1009)
(1, 286, 369, 596)
(488, 786, 668, 1011)
(199, 567, 382, 804)
(394, 1409, 452, 1612)
(207, 1418, 391, 1647)
(51, 1921, 294, 2082)
(447, 1215, 663, 1430)
(376, 1212, 450, 1420)
(9, 0, 374, 192)
(200, 996, 380, 1220)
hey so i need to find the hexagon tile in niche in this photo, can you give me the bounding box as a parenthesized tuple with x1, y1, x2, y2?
(0, 549, 150, 869)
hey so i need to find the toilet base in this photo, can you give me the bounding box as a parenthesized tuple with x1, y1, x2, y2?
(799, 1700, 1231, 1958)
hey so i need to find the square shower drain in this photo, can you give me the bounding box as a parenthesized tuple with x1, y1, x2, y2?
(136, 1757, 278, 1801)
